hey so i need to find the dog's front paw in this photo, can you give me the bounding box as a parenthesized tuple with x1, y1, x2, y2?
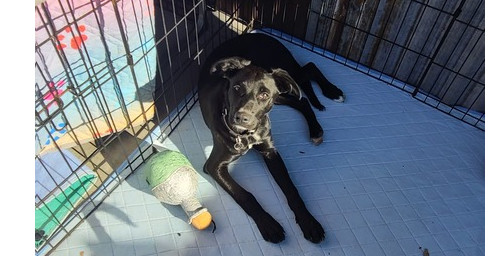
(296, 214, 325, 243)
(255, 212, 285, 243)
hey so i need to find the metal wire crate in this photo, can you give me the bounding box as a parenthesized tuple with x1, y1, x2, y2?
(34, 0, 483, 255)
(252, 0, 484, 129)
(34, 0, 251, 254)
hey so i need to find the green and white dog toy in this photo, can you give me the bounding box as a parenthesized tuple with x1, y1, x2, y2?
(145, 149, 212, 230)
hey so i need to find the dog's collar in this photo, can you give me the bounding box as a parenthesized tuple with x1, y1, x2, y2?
(221, 108, 255, 150)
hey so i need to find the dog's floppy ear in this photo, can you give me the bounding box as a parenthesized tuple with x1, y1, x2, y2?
(271, 68, 301, 99)
(210, 57, 251, 77)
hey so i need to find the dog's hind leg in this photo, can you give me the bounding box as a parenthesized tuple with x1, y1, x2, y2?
(295, 73, 326, 111)
(255, 145, 325, 243)
(203, 143, 286, 243)
(301, 62, 345, 103)
(275, 94, 324, 145)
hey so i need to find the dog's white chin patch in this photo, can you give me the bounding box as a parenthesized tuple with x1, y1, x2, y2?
(233, 124, 246, 130)
(233, 124, 255, 134)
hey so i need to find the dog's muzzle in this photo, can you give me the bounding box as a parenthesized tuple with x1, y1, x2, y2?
(233, 111, 252, 127)
(222, 108, 255, 135)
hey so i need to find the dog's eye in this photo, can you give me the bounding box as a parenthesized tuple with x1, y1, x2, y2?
(257, 92, 269, 100)
(233, 84, 241, 91)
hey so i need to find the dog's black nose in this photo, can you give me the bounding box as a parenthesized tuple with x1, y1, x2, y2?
(234, 112, 252, 125)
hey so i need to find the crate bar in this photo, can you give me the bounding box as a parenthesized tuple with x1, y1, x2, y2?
(411, 0, 466, 97)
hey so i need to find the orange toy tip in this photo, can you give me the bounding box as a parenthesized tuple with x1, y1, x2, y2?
(190, 211, 212, 230)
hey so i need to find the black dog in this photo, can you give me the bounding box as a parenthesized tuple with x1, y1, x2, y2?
(197, 33, 344, 243)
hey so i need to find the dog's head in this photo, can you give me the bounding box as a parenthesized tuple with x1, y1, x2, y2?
(210, 57, 301, 134)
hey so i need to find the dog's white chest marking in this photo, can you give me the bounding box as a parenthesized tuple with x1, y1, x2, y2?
(233, 131, 266, 153)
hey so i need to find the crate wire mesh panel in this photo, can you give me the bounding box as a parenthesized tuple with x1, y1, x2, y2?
(248, 0, 484, 129)
(34, 0, 251, 254)
(307, 0, 484, 129)
(34, 0, 484, 255)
